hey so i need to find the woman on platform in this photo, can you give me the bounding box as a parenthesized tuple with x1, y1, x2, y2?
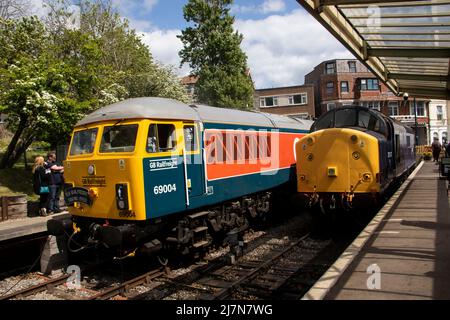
(32, 156, 50, 216)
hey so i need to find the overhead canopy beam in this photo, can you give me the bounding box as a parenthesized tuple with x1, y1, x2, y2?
(368, 48, 450, 58)
(319, 0, 443, 5)
(388, 73, 450, 82)
(398, 87, 450, 99)
(347, 11, 450, 19)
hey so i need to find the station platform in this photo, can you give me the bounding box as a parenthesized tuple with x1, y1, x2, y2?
(0, 212, 70, 242)
(303, 161, 450, 300)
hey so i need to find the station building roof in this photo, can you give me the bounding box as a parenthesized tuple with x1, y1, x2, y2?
(297, 0, 450, 99)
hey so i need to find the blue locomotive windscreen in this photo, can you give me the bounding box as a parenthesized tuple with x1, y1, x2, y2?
(70, 128, 98, 155)
(100, 124, 138, 153)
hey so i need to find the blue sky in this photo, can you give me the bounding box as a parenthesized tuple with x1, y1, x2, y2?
(32, 0, 353, 88)
(130, 0, 302, 30)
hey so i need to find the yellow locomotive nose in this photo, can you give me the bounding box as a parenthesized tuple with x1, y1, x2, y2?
(296, 128, 380, 195)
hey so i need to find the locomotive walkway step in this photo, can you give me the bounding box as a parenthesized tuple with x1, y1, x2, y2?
(303, 161, 450, 300)
(188, 211, 209, 219)
(192, 240, 210, 248)
(193, 226, 208, 233)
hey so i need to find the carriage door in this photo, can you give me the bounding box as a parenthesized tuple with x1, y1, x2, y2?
(143, 121, 186, 218)
(182, 122, 204, 202)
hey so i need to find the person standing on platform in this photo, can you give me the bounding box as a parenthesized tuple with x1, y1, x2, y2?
(45, 152, 64, 214)
(445, 140, 450, 158)
(32, 156, 50, 216)
(431, 138, 442, 163)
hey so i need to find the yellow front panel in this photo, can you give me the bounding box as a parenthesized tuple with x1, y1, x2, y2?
(64, 120, 148, 221)
(296, 128, 380, 194)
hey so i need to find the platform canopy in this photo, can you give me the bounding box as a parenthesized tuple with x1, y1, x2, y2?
(297, 0, 450, 99)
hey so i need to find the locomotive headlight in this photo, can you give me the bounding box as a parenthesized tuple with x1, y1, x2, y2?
(88, 164, 96, 175)
(352, 151, 360, 160)
(115, 184, 129, 211)
(350, 135, 358, 143)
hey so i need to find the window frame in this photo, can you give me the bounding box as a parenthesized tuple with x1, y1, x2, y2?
(259, 96, 278, 108)
(288, 93, 307, 105)
(326, 81, 334, 95)
(146, 121, 180, 156)
(325, 62, 336, 74)
(99, 123, 139, 154)
(183, 123, 200, 155)
(348, 61, 357, 73)
(437, 105, 443, 121)
(69, 127, 99, 157)
(409, 101, 426, 117)
(360, 78, 379, 91)
(340, 81, 349, 93)
(388, 101, 399, 116)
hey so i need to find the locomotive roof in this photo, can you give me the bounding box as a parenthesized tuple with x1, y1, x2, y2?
(76, 97, 312, 130)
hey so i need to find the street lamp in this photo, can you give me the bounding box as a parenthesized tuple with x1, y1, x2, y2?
(403, 92, 418, 145)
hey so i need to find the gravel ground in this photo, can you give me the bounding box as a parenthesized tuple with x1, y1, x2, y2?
(0, 273, 45, 297)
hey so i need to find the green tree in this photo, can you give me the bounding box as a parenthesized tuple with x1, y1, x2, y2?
(0, 1, 189, 168)
(178, 0, 253, 109)
(0, 17, 85, 168)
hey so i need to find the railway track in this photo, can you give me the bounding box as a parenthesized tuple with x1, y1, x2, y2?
(0, 211, 358, 300)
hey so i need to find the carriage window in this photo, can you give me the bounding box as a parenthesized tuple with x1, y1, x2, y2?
(147, 124, 177, 153)
(184, 125, 198, 152)
(335, 108, 357, 127)
(100, 124, 138, 153)
(70, 128, 98, 155)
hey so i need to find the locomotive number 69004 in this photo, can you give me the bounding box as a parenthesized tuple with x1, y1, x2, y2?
(153, 183, 177, 195)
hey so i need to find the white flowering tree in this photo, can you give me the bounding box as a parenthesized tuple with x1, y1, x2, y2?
(0, 1, 190, 169)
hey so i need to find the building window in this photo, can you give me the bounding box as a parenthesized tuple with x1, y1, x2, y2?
(410, 101, 426, 116)
(325, 62, 336, 74)
(360, 78, 379, 91)
(437, 105, 443, 120)
(388, 101, 398, 116)
(348, 61, 357, 73)
(288, 93, 307, 105)
(361, 101, 380, 111)
(260, 96, 278, 108)
(341, 81, 349, 93)
(443, 131, 448, 144)
(326, 82, 334, 95)
(327, 103, 336, 111)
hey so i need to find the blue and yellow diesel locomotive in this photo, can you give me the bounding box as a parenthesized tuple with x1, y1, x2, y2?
(295, 106, 416, 211)
(49, 97, 312, 256)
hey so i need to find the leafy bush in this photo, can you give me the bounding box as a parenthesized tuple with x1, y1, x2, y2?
(423, 152, 432, 160)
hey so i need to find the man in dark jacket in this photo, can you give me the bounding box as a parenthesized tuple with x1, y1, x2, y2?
(431, 138, 442, 163)
(46, 152, 64, 214)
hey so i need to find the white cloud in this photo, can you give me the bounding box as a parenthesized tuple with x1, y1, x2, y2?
(138, 8, 353, 87)
(232, 0, 286, 15)
(29, 0, 48, 17)
(235, 9, 353, 88)
(140, 29, 191, 76)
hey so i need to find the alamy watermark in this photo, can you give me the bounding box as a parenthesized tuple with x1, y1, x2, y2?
(366, 263, 381, 290)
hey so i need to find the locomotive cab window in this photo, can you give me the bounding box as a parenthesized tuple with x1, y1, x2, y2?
(100, 124, 138, 153)
(335, 108, 357, 127)
(147, 123, 177, 153)
(70, 128, 98, 155)
(184, 125, 198, 152)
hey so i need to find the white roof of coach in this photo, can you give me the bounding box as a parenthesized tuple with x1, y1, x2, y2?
(76, 97, 311, 131)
